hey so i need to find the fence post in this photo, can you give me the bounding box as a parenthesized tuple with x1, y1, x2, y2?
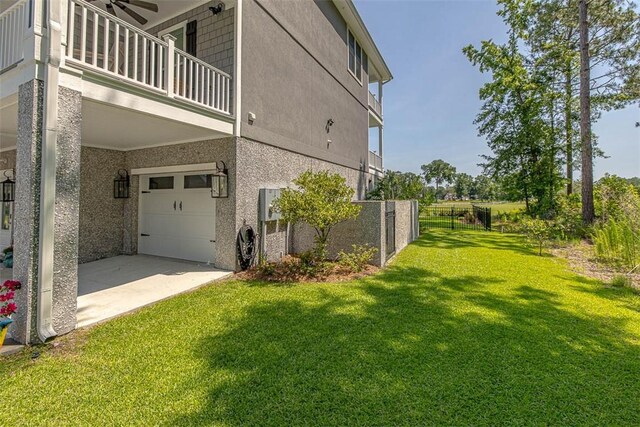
(450, 207, 454, 230)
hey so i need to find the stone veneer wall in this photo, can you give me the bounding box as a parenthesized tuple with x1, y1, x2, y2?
(291, 200, 420, 267)
(234, 137, 371, 264)
(291, 201, 386, 266)
(78, 147, 126, 263)
(147, 4, 235, 75)
(393, 200, 420, 258)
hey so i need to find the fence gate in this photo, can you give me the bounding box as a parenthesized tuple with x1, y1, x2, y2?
(385, 201, 396, 256)
(421, 205, 492, 231)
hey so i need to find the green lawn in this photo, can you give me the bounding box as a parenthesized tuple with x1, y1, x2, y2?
(2, 231, 639, 426)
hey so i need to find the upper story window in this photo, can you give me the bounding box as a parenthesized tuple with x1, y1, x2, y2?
(348, 30, 368, 84)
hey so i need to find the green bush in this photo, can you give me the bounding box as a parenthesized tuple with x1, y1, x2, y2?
(275, 170, 361, 262)
(338, 244, 378, 273)
(551, 194, 586, 240)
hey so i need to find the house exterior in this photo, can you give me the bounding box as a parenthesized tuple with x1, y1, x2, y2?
(0, 0, 396, 344)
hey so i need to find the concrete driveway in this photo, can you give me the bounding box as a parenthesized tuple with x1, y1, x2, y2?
(76, 255, 232, 328)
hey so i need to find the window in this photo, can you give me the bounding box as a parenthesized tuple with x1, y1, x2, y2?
(149, 176, 174, 190)
(184, 174, 212, 189)
(348, 30, 367, 84)
(158, 21, 187, 50)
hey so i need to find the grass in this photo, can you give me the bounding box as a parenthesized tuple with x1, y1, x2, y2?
(2, 231, 639, 426)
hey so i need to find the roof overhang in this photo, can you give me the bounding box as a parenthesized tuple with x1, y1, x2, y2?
(332, 0, 393, 83)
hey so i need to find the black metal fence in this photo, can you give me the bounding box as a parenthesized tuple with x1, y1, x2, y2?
(421, 205, 492, 231)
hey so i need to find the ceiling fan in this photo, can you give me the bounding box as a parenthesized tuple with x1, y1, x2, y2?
(88, 0, 159, 25)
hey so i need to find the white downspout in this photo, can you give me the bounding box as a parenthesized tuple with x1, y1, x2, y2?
(37, 0, 62, 342)
(233, 0, 243, 136)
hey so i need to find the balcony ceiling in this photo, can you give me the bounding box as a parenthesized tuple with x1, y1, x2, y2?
(82, 0, 233, 30)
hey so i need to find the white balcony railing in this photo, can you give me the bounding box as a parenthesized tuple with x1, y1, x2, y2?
(369, 150, 383, 172)
(0, 0, 30, 72)
(368, 91, 382, 119)
(66, 0, 232, 115)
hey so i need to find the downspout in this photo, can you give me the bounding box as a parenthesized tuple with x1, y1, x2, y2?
(37, 0, 62, 342)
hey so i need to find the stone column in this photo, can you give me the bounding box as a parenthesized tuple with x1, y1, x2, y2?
(10, 81, 81, 343)
(11, 80, 43, 343)
(51, 86, 82, 335)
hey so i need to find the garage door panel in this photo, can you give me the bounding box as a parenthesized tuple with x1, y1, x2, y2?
(138, 172, 217, 264)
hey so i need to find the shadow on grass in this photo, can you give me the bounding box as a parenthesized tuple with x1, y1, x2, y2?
(170, 264, 640, 426)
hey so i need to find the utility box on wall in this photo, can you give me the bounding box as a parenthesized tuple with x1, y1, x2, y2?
(259, 188, 282, 222)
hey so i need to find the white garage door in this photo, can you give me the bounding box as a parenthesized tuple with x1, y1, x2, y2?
(138, 172, 216, 264)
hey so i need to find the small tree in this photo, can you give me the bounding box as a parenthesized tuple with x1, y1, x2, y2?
(520, 218, 552, 256)
(275, 170, 361, 260)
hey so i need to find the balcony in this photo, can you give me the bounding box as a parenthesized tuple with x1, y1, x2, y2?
(368, 90, 382, 124)
(65, 0, 231, 116)
(0, 0, 232, 117)
(368, 150, 383, 174)
(0, 0, 29, 73)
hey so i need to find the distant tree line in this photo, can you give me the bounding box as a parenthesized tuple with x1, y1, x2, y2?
(366, 159, 504, 205)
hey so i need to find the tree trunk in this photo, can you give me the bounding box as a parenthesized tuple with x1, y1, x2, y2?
(579, 0, 595, 224)
(565, 66, 573, 195)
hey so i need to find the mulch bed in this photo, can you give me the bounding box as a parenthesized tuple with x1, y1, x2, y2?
(551, 241, 640, 290)
(236, 256, 379, 283)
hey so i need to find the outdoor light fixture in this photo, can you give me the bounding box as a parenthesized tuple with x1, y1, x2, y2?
(113, 169, 130, 199)
(209, 2, 225, 15)
(210, 161, 228, 198)
(1, 170, 15, 202)
(326, 118, 335, 133)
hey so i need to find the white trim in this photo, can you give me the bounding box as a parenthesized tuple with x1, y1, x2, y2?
(131, 163, 219, 176)
(0, 145, 17, 152)
(81, 135, 225, 152)
(233, 0, 243, 136)
(158, 20, 187, 50)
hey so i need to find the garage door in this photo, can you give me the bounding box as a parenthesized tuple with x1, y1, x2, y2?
(138, 172, 216, 264)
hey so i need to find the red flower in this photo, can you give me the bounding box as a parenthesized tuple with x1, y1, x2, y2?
(0, 302, 17, 316)
(0, 291, 14, 302)
(2, 280, 21, 291)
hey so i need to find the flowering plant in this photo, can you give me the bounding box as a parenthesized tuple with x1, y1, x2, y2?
(0, 280, 20, 318)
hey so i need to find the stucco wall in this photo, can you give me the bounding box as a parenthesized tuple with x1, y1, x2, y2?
(78, 147, 126, 263)
(123, 138, 237, 271)
(147, 3, 235, 76)
(240, 0, 370, 171)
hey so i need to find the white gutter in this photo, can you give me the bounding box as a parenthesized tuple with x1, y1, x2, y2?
(37, 0, 62, 343)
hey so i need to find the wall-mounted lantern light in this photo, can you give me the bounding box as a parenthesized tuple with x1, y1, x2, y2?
(1, 170, 15, 202)
(114, 169, 130, 199)
(211, 161, 228, 198)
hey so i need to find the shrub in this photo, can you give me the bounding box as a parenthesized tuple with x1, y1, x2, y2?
(519, 218, 552, 256)
(338, 244, 378, 273)
(275, 171, 361, 262)
(595, 174, 640, 223)
(552, 194, 586, 240)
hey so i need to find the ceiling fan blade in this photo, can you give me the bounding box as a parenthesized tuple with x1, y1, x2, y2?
(121, 0, 158, 13)
(114, 1, 148, 25)
(105, 3, 117, 17)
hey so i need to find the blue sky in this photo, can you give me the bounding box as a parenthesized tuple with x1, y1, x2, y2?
(356, 0, 640, 179)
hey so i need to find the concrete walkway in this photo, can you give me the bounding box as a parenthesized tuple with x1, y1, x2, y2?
(77, 255, 232, 328)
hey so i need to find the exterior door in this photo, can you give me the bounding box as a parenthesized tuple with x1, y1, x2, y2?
(138, 172, 216, 263)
